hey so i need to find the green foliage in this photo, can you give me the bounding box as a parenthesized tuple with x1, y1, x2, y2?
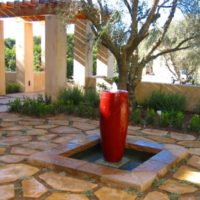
(58, 87, 83, 106)
(174, 112, 184, 129)
(144, 91, 186, 112)
(131, 108, 142, 125)
(84, 89, 100, 107)
(5, 38, 16, 71)
(6, 83, 20, 94)
(146, 108, 157, 125)
(33, 36, 42, 71)
(159, 112, 170, 127)
(9, 95, 54, 117)
(152, 178, 166, 188)
(9, 98, 21, 112)
(195, 103, 200, 114)
(82, 190, 94, 197)
(169, 193, 179, 200)
(67, 34, 74, 79)
(188, 114, 200, 132)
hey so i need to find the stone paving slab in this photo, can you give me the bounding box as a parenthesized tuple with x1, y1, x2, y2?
(173, 165, 200, 186)
(45, 193, 90, 200)
(22, 177, 48, 198)
(94, 187, 137, 200)
(39, 172, 98, 192)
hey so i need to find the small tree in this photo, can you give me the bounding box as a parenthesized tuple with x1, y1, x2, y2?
(76, 0, 199, 106)
(160, 17, 200, 84)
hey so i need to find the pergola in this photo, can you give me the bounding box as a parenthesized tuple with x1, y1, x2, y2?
(0, 0, 114, 99)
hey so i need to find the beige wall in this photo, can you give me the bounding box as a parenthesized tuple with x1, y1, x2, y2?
(33, 72, 45, 92)
(5, 72, 44, 92)
(5, 72, 16, 84)
(136, 82, 200, 112)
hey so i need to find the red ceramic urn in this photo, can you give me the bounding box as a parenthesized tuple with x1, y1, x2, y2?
(100, 90, 129, 162)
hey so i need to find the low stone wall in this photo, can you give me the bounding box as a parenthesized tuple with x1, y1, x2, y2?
(135, 82, 200, 112)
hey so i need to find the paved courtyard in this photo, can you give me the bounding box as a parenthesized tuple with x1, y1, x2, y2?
(0, 112, 200, 199)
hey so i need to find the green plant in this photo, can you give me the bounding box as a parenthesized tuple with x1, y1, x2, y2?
(131, 108, 142, 124)
(82, 190, 94, 197)
(5, 38, 16, 71)
(195, 103, 200, 115)
(58, 87, 83, 106)
(6, 83, 20, 94)
(169, 193, 179, 200)
(97, 83, 108, 90)
(188, 114, 200, 132)
(159, 111, 170, 127)
(123, 188, 143, 197)
(152, 178, 166, 188)
(144, 91, 186, 112)
(174, 112, 184, 129)
(9, 98, 22, 112)
(146, 108, 157, 125)
(84, 89, 99, 107)
(9, 96, 55, 117)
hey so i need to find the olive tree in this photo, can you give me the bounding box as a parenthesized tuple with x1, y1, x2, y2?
(77, 0, 200, 105)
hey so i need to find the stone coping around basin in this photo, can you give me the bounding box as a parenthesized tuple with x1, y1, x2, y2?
(29, 134, 188, 192)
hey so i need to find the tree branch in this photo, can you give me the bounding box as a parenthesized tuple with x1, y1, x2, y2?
(124, 0, 159, 57)
(123, 0, 132, 17)
(145, 0, 178, 61)
(141, 35, 195, 66)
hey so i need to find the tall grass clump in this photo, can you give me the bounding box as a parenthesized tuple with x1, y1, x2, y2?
(6, 83, 20, 94)
(131, 108, 142, 125)
(144, 91, 186, 112)
(9, 95, 54, 117)
(188, 115, 200, 133)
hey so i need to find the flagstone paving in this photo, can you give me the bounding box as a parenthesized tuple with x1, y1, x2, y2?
(0, 113, 200, 199)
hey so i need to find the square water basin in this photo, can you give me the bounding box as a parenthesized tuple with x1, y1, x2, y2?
(29, 134, 188, 191)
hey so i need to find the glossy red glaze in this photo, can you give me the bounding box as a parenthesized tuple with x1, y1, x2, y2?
(100, 90, 129, 162)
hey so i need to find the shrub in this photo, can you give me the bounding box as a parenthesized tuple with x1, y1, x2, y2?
(84, 89, 100, 107)
(188, 115, 200, 132)
(146, 108, 157, 125)
(6, 83, 20, 94)
(159, 112, 170, 127)
(58, 87, 83, 106)
(9, 95, 55, 117)
(195, 103, 200, 115)
(9, 98, 22, 112)
(144, 91, 186, 112)
(174, 112, 184, 129)
(131, 108, 142, 124)
(9, 87, 100, 118)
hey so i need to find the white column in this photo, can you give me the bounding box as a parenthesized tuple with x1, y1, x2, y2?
(0, 20, 5, 95)
(16, 21, 34, 92)
(73, 20, 93, 87)
(45, 15, 67, 101)
(97, 44, 114, 78)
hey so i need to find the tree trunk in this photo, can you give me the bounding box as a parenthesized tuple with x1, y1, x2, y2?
(127, 55, 143, 109)
(117, 56, 128, 90)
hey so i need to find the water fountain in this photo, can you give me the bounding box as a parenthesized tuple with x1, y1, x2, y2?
(29, 84, 188, 191)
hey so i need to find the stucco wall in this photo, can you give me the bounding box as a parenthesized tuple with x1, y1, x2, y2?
(136, 82, 200, 112)
(6, 71, 45, 92)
